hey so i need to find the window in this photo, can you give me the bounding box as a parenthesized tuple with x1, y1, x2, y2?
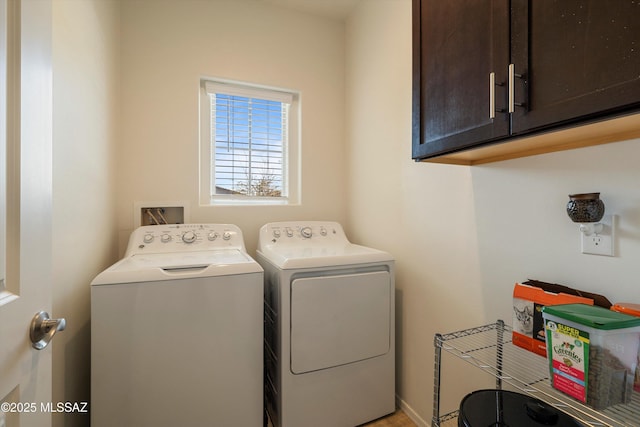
(200, 79, 300, 205)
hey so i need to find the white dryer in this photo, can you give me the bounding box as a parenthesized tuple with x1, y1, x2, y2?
(91, 224, 263, 427)
(257, 221, 395, 427)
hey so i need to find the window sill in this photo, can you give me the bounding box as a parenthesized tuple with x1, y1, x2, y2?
(205, 197, 299, 207)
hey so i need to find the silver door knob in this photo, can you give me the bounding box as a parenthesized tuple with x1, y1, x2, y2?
(30, 311, 66, 350)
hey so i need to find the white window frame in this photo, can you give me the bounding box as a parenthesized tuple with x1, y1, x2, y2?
(199, 78, 300, 206)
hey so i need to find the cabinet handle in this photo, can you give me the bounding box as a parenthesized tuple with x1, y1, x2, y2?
(490, 72, 505, 119)
(489, 72, 496, 119)
(508, 63, 524, 113)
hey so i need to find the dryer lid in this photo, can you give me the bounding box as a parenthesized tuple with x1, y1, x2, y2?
(91, 250, 262, 285)
(258, 243, 392, 269)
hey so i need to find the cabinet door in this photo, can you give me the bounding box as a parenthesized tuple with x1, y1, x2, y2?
(511, 0, 640, 135)
(412, 0, 510, 160)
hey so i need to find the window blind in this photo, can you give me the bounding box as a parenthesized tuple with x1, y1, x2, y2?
(207, 83, 292, 198)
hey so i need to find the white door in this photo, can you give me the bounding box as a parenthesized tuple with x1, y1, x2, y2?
(0, 0, 54, 425)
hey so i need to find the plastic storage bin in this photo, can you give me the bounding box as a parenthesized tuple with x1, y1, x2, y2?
(611, 302, 640, 392)
(542, 304, 640, 410)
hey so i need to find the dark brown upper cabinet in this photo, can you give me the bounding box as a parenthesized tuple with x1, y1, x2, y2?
(412, 0, 640, 164)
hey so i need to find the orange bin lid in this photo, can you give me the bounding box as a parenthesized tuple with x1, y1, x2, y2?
(611, 302, 640, 317)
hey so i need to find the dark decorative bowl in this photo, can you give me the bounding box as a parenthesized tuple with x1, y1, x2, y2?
(566, 193, 605, 223)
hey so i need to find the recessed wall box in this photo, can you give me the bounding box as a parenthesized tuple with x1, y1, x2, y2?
(134, 201, 190, 227)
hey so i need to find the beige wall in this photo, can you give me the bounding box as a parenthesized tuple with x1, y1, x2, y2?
(346, 0, 640, 424)
(345, 2, 485, 423)
(52, 1, 120, 426)
(117, 0, 348, 255)
(472, 139, 640, 319)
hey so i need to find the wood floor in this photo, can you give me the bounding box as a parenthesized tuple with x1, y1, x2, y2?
(361, 410, 417, 427)
(267, 409, 417, 427)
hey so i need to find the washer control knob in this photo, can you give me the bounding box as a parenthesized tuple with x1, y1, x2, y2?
(320, 226, 327, 236)
(182, 231, 197, 244)
(208, 231, 219, 241)
(143, 234, 154, 244)
(161, 234, 172, 243)
(286, 228, 293, 237)
(301, 226, 312, 238)
(222, 231, 232, 241)
(273, 229, 281, 238)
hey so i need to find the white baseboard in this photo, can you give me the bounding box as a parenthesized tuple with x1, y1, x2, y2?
(396, 395, 428, 427)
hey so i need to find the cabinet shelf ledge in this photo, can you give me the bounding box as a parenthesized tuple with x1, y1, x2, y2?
(422, 113, 640, 166)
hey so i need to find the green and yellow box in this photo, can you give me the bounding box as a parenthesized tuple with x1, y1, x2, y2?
(542, 304, 640, 410)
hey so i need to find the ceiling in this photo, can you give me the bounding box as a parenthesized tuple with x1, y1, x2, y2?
(260, 0, 362, 20)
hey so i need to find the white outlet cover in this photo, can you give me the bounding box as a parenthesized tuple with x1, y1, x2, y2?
(581, 214, 616, 256)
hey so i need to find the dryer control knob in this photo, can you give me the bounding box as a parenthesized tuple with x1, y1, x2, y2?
(182, 230, 197, 243)
(301, 227, 312, 238)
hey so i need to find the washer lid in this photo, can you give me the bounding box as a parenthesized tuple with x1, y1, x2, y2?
(91, 250, 262, 285)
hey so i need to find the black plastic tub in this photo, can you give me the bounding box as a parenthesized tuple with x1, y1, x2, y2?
(459, 390, 586, 426)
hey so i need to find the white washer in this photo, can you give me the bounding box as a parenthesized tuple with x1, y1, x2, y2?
(257, 221, 395, 427)
(91, 224, 263, 427)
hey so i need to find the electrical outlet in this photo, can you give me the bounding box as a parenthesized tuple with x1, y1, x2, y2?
(582, 234, 611, 256)
(581, 214, 616, 256)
